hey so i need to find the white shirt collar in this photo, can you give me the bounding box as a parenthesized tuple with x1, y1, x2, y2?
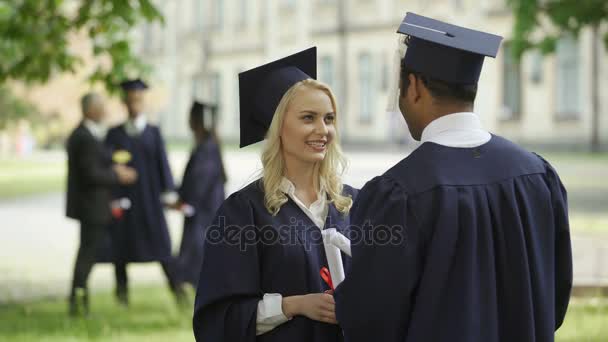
(279, 177, 328, 229)
(420, 112, 491, 148)
(83, 119, 107, 141)
(126, 114, 147, 136)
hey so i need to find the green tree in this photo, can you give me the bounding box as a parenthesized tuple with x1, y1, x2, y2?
(0, 85, 38, 131)
(508, 0, 608, 152)
(0, 0, 163, 93)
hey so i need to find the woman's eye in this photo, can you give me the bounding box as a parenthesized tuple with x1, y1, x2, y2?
(302, 115, 314, 121)
(325, 115, 335, 123)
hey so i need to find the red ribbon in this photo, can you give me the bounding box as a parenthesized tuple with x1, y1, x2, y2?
(320, 267, 334, 290)
(111, 207, 123, 220)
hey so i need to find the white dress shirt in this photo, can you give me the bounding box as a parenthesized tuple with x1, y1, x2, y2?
(125, 114, 147, 136)
(83, 119, 107, 141)
(255, 177, 329, 335)
(419, 112, 491, 148)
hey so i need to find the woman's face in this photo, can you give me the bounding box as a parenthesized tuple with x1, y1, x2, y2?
(280, 85, 336, 165)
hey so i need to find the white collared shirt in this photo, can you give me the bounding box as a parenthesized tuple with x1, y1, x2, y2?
(83, 119, 107, 141)
(279, 177, 329, 229)
(256, 177, 330, 335)
(125, 114, 147, 136)
(420, 112, 491, 148)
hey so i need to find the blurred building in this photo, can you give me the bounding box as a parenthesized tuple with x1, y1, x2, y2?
(138, 0, 607, 149)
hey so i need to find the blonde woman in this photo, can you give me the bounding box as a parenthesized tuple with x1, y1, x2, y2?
(193, 47, 357, 342)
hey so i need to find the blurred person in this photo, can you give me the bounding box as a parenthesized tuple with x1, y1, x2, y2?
(193, 47, 358, 341)
(103, 79, 185, 307)
(170, 101, 226, 289)
(335, 13, 572, 342)
(66, 92, 137, 316)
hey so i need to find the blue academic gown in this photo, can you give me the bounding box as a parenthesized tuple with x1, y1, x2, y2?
(335, 135, 572, 342)
(177, 137, 225, 286)
(101, 124, 175, 263)
(193, 180, 358, 342)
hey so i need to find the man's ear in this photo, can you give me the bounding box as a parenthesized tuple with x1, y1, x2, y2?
(408, 73, 421, 103)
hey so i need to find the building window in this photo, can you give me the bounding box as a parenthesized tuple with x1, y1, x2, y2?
(233, 68, 243, 127)
(555, 34, 581, 120)
(210, 72, 222, 117)
(211, 0, 223, 30)
(501, 42, 522, 120)
(238, 0, 248, 26)
(380, 53, 389, 91)
(193, 0, 203, 31)
(358, 53, 374, 124)
(191, 76, 204, 98)
(282, 0, 296, 6)
(320, 56, 334, 90)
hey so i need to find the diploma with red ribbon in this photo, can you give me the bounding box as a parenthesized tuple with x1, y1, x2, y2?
(321, 228, 346, 289)
(320, 266, 334, 291)
(110, 197, 131, 220)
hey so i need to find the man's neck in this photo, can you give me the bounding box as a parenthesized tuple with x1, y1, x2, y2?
(432, 103, 473, 119)
(420, 104, 474, 134)
(84, 117, 100, 124)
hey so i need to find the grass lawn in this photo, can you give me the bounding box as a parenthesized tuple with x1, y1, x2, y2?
(1, 150, 607, 234)
(0, 287, 606, 341)
(0, 287, 193, 342)
(0, 157, 65, 200)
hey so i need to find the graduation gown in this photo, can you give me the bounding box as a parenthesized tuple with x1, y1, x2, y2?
(177, 137, 226, 286)
(100, 124, 175, 263)
(335, 135, 572, 342)
(193, 180, 358, 342)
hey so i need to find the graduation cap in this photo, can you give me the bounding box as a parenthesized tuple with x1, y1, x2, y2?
(238, 47, 317, 148)
(190, 100, 218, 130)
(397, 12, 503, 85)
(119, 78, 149, 91)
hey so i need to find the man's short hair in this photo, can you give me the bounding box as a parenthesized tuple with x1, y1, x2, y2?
(81, 92, 101, 115)
(400, 65, 478, 104)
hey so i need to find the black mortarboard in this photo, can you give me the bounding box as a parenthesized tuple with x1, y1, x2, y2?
(238, 47, 317, 148)
(397, 12, 503, 84)
(119, 78, 149, 91)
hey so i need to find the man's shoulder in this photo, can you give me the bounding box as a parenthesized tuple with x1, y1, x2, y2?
(68, 124, 93, 146)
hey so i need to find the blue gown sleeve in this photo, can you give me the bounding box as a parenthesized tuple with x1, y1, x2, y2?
(542, 158, 572, 330)
(179, 145, 219, 208)
(335, 176, 424, 342)
(192, 192, 261, 342)
(154, 127, 175, 192)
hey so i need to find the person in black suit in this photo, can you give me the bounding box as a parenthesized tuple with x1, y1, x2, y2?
(66, 92, 138, 316)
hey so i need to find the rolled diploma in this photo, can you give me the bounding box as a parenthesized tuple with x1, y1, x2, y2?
(321, 228, 346, 288)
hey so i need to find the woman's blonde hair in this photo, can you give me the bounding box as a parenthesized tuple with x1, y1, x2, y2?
(260, 79, 353, 216)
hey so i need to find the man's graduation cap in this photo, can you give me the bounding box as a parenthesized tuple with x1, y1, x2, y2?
(119, 79, 149, 91)
(238, 47, 317, 148)
(397, 12, 503, 84)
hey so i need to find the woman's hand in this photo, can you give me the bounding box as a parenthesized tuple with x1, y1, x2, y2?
(282, 293, 337, 324)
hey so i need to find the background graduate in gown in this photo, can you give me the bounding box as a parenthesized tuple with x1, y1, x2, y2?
(335, 13, 573, 342)
(66, 93, 138, 316)
(192, 47, 357, 342)
(104, 79, 185, 306)
(170, 101, 226, 288)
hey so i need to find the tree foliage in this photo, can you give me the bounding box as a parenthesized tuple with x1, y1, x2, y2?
(508, 0, 608, 58)
(0, 0, 163, 93)
(0, 85, 38, 130)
